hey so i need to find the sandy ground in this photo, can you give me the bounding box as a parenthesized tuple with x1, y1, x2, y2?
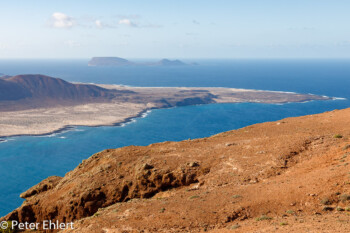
(0, 85, 329, 138)
(0, 102, 154, 137)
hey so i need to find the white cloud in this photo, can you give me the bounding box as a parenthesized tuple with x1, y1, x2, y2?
(118, 19, 138, 27)
(51, 12, 75, 28)
(95, 20, 103, 28)
(95, 20, 116, 29)
(64, 40, 81, 47)
(0, 42, 8, 49)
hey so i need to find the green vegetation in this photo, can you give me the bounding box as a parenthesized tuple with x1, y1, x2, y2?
(280, 222, 288, 226)
(339, 194, 350, 202)
(286, 210, 295, 214)
(189, 195, 200, 199)
(334, 134, 343, 139)
(228, 224, 241, 229)
(255, 215, 273, 221)
(336, 206, 344, 211)
(320, 198, 331, 205)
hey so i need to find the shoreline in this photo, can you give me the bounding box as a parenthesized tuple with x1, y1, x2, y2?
(0, 97, 345, 140)
(0, 83, 336, 139)
(0, 107, 155, 140)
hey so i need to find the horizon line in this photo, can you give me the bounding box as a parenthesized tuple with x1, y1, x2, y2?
(1, 57, 350, 60)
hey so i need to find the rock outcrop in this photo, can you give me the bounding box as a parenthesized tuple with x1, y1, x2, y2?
(2, 108, 350, 232)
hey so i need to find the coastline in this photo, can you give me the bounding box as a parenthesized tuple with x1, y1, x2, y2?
(0, 98, 343, 140)
(4, 107, 350, 232)
(0, 107, 154, 139)
(0, 84, 334, 139)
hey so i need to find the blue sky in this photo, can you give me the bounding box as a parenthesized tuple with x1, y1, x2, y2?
(1, 0, 350, 58)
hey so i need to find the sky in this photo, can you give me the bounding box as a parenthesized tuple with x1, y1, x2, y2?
(1, 0, 350, 59)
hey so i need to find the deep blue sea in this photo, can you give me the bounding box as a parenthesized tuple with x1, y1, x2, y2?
(0, 59, 349, 216)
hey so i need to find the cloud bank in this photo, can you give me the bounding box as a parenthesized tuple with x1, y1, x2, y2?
(118, 19, 138, 27)
(51, 12, 75, 28)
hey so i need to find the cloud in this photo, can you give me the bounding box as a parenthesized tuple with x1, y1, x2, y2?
(64, 40, 81, 47)
(114, 14, 140, 19)
(118, 19, 162, 28)
(95, 20, 116, 29)
(51, 12, 75, 28)
(142, 23, 162, 28)
(47, 13, 160, 30)
(0, 43, 8, 50)
(118, 19, 138, 27)
(95, 20, 103, 28)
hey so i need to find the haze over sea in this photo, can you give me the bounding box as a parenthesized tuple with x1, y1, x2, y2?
(0, 59, 349, 216)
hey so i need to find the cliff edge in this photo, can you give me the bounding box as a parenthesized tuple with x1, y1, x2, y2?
(2, 108, 350, 232)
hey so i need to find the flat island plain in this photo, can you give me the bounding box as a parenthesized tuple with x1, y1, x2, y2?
(0, 74, 330, 138)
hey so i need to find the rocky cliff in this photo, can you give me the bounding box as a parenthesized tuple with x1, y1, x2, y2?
(2, 108, 350, 232)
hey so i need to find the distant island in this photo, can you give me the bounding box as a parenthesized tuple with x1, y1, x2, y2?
(0, 74, 331, 137)
(88, 57, 192, 67)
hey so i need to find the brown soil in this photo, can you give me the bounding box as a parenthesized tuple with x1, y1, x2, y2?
(3, 108, 350, 232)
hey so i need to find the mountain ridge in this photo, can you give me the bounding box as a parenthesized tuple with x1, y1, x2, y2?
(0, 74, 118, 101)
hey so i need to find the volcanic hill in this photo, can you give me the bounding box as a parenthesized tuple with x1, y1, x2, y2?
(2, 107, 350, 232)
(0, 74, 330, 137)
(0, 74, 130, 110)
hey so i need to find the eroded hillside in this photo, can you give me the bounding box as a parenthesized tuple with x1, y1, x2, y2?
(2, 108, 350, 232)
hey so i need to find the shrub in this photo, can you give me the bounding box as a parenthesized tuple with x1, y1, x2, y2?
(228, 224, 241, 229)
(320, 198, 331, 205)
(340, 194, 350, 202)
(255, 215, 272, 221)
(334, 134, 343, 139)
(322, 206, 334, 211)
(286, 210, 295, 214)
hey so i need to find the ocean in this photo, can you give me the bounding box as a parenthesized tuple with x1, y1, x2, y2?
(0, 59, 349, 216)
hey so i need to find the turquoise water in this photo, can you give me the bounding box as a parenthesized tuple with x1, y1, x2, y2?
(0, 59, 350, 216)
